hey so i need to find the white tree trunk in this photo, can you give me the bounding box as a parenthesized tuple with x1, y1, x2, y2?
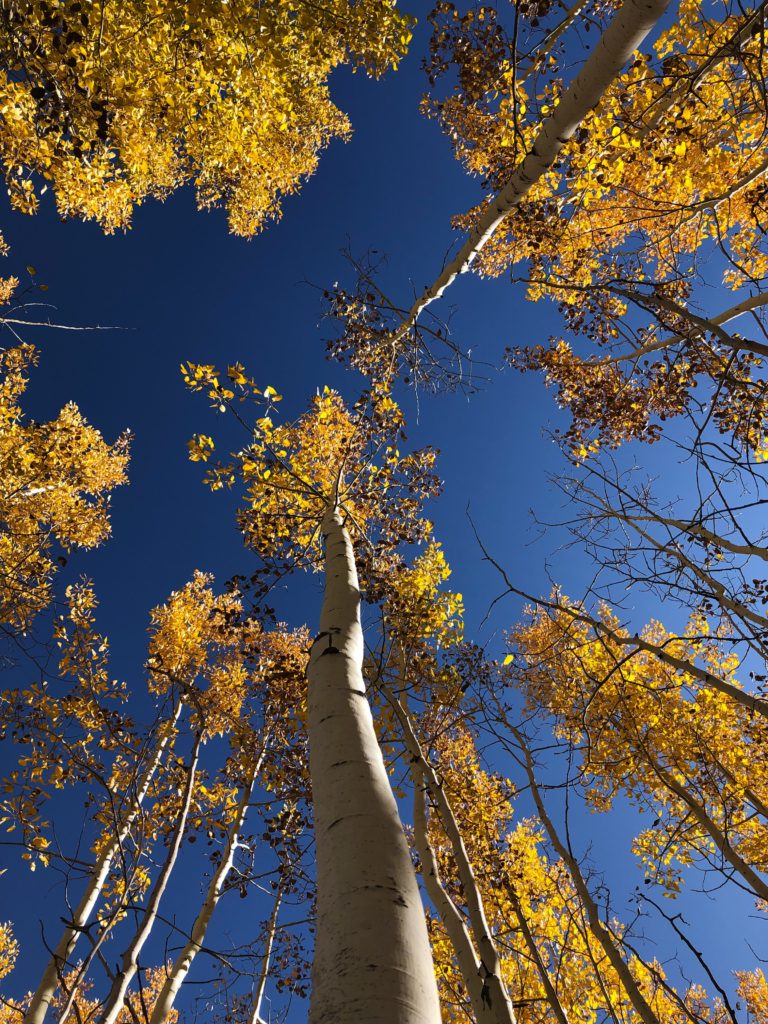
(396, 0, 673, 336)
(411, 771, 496, 1024)
(247, 882, 283, 1024)
(514, 728, 660, 1024)
(392, 695, 515, 1024)
(24, 703, 182, 1024)
(97, 732, 202, 1024)
(307, 509, 441, 1024)
(149, 738, 269, 1024)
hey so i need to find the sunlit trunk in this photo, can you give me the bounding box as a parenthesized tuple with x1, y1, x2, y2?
(397, 0, 673, 336)
(97, 731, 202, 1024)
(24, 702, 182, 1024)
(307, 508, 440, 1024)
(149, 737, 268, 1024)
(393, 694, 515, 1024)
(246, 882, 284, 1024)
(412, 770, 497, 1024)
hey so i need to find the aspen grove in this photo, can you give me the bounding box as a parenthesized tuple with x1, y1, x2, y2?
(1, 0, 768, 1022)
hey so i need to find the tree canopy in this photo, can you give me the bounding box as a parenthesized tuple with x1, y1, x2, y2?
(1, 0, 768, 1023)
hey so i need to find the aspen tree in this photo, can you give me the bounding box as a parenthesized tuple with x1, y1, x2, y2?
(149, 626, 310, 1024)
(23, 573, 256, 1024)
(184, 365, 442, 1023)
(96, 733, 203, 1024)
(372, 543, 514, 1023)
(420, 0, 766, 307)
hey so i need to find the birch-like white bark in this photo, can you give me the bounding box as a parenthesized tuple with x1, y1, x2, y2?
(307, 509, 440, 1024)
(391, 694, 515, 1024)
(247, 883, 283, 1024)
(149, 737, 269, 1024)
(411, 771, 496, 1024)
(605, 292, 768, 365)
(395, 0, 673, 338)
(97, 732, 202, 1024)
(513, 729, 660, 1024)
(24, 702, 183, 1024)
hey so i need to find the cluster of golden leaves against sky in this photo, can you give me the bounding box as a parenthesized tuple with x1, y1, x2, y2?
(183, 362, 439, 579)
(0, 577, 133, 872)
(0, 343, 128, 631)
(428, 0, 768, 291)
(0, 0, 413, 239)
(146, 569, 312, 797)
(506, 599, 768, 896)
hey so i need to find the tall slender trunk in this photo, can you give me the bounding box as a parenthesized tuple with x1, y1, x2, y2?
(306, 508, 440, 1024)
(390, 692, 515, 1024)
(411, 770, 496, 1024)
(97, 732, 202, 1024)
(512, 728, 660, 1024)
(396, 0, 673, 337)
(25, 702, 183, 1024)
(504, 887, 570, 1024)
(247, 882, 284, 1024)
(149, 736, 269, 1024)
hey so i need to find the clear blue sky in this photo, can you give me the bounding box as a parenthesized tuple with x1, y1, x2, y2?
(0, 4, 764, 1020)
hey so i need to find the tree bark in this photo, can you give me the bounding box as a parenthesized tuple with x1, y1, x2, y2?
(411, 769, 495, 1024)
(24, 702, 182, 1024)
(307, 508, 440, 1024)
(391, 693, 515, 1024)
(97, 731, 202, 1024)
(513, 728, 660, 1024)
(149, 737, 269, 1024)
(396, 0, 673, 338)
(247, 882, 284, 1024)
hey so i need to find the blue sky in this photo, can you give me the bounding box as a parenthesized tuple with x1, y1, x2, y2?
(1, 3, 765, 1020)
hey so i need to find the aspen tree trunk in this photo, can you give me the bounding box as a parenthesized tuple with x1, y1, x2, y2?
(505, 889, 570, 1024)
(25, 703, 183, 1024)
(307, 508, 440, 1024)
(97, 732, 202, 1024)
(512, 728, 660, 1024)
(391, 694, 515, 1024)
(149, 738, 269, 1024)
(247, 882, 284, 1024)
(411, 773, 496, 1024)
(396, 0, 673, 336)
(644, 754, 768, 902)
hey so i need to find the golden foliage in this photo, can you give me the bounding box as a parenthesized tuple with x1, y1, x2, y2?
(429, 1, 768, 292)
(0, 923, 18, 982)
(0, 343, 128, 632)
(425, 722, 733, 1024)
(183, 364, 439, 576)
(508, 599, 768, 895)
(736, 970, 768, 1024)
(0, 0, 413, 236)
